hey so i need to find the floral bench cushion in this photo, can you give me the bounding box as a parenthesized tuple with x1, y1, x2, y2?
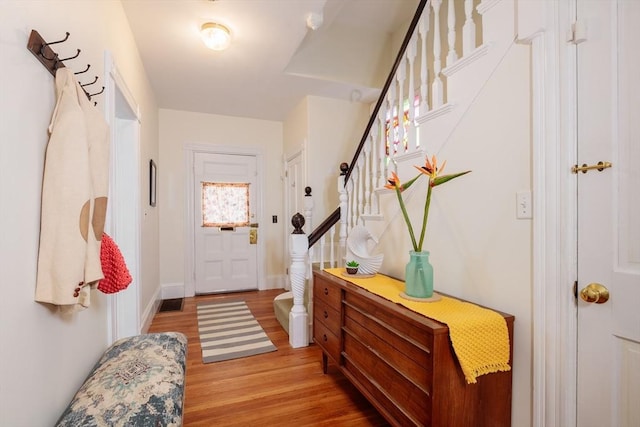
(56, 332, 187, 427)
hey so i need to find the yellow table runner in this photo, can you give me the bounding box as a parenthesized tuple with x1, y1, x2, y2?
(324, 268, 511, 384)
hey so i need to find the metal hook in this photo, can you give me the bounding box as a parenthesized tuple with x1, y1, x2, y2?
(39, 31, 70, 60)
(74, 64, 91, 74)
(43, 31, 70, 47)
(58, 49, 81, 62)
(80, 76, 98, 87)
(89, 86, 105, 97)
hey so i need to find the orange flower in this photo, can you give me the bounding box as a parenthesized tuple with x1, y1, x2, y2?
(384, 171, 403, 191)
(415, 155, 448, 184)
(416, 155, 469, 188)
(387, 154, 471, 252)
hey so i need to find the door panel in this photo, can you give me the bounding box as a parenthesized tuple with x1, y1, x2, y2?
(576, 1, 640, 425)
(286, 152, 305, 227)
(284, 149, 306, 289)
(194, 152, 258, 293)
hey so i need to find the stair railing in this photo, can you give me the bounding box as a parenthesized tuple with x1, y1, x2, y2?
(288, 0, 495, 347)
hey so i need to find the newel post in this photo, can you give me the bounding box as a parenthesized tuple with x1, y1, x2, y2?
(289, 213, 309, 348)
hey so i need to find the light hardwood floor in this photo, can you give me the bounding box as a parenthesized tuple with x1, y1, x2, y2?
(148, 289, 390, 426)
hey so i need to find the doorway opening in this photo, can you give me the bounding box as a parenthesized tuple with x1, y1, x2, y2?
(184, 144, 266, 297)
(104, 52, 141, 343)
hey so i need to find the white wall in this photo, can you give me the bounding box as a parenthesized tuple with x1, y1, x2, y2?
(158, 109, 284, 292)
(307, 96, 370, 222)
(283, 96, 308, 158)
(374, 45, 533, 425)
(0, 1, 158, 425)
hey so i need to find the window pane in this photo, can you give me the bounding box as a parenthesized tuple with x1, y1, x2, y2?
(385, 94, 421, 157)
(201, 182, 250, 227)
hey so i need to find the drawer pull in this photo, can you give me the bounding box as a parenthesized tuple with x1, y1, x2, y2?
(323, 310, 329, 319)
(323, 334, 328, 342)
(324, 288, 329, 296)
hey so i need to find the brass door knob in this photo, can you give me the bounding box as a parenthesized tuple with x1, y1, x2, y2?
(579, 283, 610, 304)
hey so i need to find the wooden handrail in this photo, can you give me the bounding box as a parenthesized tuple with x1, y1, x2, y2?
(308, 207, 340, 248)
(344, 0, 428, 184)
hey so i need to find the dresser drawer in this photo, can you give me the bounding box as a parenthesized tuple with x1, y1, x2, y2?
(344, 302, 432, 392)
(313, 317, 341, 363)
(342, 354, 431, 427)
(343, 330, 430, 424)
(314, 297, 341, 336)
(313, 276, 342, 308)
(344, 288, 437, 350)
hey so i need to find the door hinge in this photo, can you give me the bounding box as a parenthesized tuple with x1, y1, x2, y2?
(567, 21, 587, 45)
(573, 281, 578, 299)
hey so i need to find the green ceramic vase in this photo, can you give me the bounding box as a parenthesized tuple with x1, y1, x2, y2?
(405, 250, 434, 298)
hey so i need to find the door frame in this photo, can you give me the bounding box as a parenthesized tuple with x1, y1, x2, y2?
(283, 143, 308, 290)
(184, 143, 266, 297)
(521, 1, 579, 425)
(103, 52, 142, 343)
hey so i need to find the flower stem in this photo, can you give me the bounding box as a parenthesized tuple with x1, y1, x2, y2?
(395, 187, 418, 251)
(417, 182, 432, 252)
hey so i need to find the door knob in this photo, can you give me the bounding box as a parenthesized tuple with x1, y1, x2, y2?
(579, 283, 610, 304)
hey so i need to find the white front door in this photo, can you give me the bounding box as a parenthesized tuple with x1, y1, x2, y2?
(194, 152, 258, 294)
(576, 1, 640, 425)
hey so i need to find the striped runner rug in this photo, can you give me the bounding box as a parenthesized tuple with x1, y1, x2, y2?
(196, 300, 277, 363)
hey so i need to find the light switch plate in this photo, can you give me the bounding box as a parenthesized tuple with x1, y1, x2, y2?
(516, 191, 532, 219)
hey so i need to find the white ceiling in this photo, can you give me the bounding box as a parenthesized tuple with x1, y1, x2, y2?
(121, 0, 418, 121)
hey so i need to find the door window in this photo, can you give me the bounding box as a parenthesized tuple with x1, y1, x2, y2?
(201, 182, 250, 227)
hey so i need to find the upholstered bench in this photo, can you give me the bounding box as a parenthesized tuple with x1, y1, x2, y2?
(55, 332, 187, 427)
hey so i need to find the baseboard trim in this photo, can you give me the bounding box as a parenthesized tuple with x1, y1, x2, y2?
(161, 282, 185, 299)
(140, 286, 161, 333)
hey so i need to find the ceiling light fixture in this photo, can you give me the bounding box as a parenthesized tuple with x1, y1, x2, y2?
(306, 12, 323, 31)
(200, 22, 231, 51)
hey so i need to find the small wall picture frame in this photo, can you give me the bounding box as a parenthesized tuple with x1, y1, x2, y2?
(149, 159, 157, 207)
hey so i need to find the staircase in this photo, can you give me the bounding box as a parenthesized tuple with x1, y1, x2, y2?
(277, 0, 518, 346)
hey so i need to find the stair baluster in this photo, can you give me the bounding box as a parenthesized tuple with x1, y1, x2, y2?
(363, 135, 371, 216)
(463, 0, 476, 55)
(396, 57, 406, 155)
(432, 0, 444, 107)
(419, 9, 430, 114)
(446, 0, 459, 67)
(407, 34, 418, 152)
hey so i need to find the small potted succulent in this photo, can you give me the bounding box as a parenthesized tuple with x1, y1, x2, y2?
(346, 260, 359, 275)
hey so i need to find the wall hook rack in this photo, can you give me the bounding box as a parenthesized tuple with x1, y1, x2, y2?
(27, 29, 102, 103)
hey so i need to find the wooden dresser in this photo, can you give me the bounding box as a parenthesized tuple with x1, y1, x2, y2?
(312, 269, 514, 427)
